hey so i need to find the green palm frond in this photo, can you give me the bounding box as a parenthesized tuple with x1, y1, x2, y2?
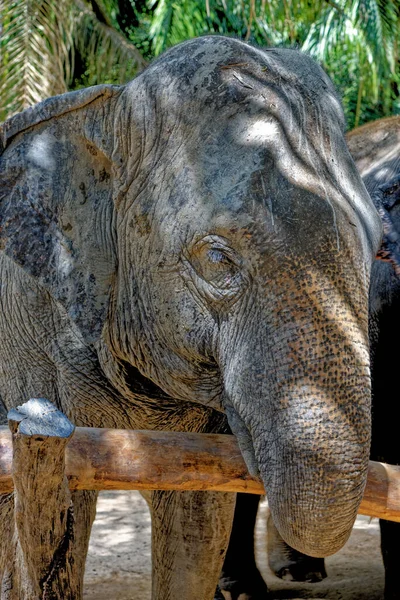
(301, 0, 399, 127)
(0, 0, 74, 120)
(74, 0, 147, 86)
(356, 0, 397, 74)
(0, 0, 146, 121)
(148, 0, 210, 56)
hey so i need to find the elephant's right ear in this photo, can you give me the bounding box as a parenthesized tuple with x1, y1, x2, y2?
(0, 85, 122, 344)
(374, 174, 400, 276)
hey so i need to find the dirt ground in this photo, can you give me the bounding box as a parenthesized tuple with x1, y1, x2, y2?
(83, 491, 385, 600)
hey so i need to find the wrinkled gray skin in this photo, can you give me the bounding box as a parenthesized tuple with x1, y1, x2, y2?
(227, 117, 400, 600)
(0, 36, 381, 599)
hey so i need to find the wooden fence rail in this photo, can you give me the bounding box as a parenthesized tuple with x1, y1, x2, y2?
(1, 398, 400, 522)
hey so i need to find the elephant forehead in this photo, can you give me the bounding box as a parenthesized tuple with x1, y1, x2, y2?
(123, 36, 344, 141)
(137, 35, 337, 103)
(164, 116, 364, 237)
(118, 36, 380, 259)
(128, 42, 352, 212)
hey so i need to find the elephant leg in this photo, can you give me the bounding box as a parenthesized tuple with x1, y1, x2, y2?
(69, 490, 98, 597)
(0, 490, 97, 599)
(380, 518, 400, 600)
(217, 493, 268, 600)
(267, 513, 327, 582)
(149, 489, 235, 600)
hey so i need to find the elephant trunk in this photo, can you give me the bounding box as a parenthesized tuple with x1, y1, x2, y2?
(221, 273, 371, 558)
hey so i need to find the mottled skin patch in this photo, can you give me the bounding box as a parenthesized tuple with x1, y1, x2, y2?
(0, 36, 381, 600)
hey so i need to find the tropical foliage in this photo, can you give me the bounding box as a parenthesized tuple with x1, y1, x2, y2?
(0, 0, 146, 121)
(1, 0, 399, 128)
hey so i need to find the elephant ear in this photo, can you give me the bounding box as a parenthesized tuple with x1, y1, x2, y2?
(374, 174, 400, 276)
(0, 85, 122, 344)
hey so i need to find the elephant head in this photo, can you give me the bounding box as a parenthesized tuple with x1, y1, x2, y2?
(0, 36, 382, 557)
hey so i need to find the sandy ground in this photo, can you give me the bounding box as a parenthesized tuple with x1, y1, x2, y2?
(83, 491, 385, 600)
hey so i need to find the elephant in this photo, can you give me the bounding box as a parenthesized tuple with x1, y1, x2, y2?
(349, 115, 400, 600)
(0, 35, 381, 600)
(218, 115, 400, 600)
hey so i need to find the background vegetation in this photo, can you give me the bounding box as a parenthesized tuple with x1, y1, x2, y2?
(1, 0, 399, 128)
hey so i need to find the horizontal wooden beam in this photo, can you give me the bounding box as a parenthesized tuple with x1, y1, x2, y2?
(1, 426, 399, 522)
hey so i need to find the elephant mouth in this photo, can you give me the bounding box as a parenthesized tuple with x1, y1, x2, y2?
(121, 361, 261, 477)
(119, 359, 175, 402)
(224, 405, 260, 478)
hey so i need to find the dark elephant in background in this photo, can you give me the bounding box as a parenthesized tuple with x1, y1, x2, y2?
(220, 115, 400, 600)
(0, 36, 381, 600)
(349, 116, 400, 600)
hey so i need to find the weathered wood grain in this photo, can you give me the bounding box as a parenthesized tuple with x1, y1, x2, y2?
(359, 461, 400, 522)
(8, 398, 78, 598)
(1, 423, 400, 521)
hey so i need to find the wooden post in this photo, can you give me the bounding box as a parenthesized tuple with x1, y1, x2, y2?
(8, 398, 78, 599)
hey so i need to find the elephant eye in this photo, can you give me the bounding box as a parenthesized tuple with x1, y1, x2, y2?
(187, 237, 245, 297)
(207, 248, 226, 263)
(201, 247, 242, 289)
